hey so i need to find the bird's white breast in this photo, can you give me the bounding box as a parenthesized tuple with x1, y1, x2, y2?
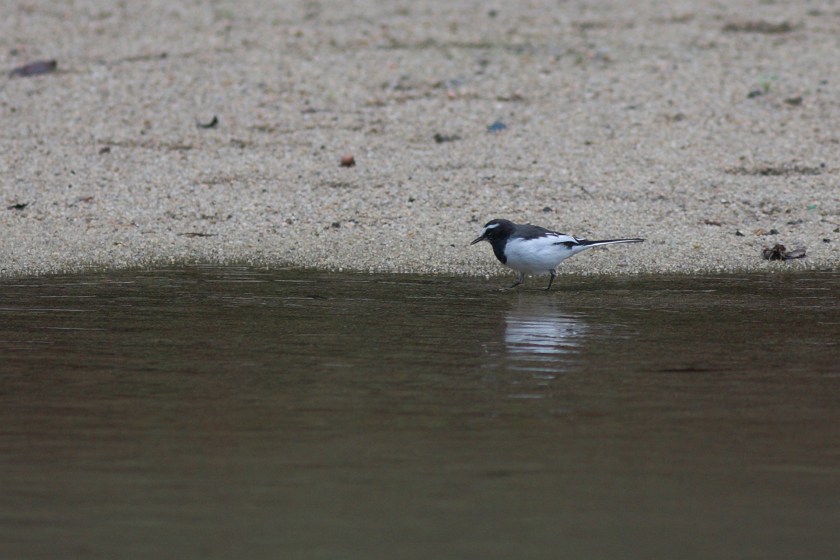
(504, 235, 582, 273)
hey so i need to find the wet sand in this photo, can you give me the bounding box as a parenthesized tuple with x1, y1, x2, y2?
(2, 1, 838, 278)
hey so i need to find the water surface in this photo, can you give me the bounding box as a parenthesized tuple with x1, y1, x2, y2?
(1, 267, 839, 559)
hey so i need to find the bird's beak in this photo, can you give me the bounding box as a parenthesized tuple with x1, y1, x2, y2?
(470, 235, 485, 245)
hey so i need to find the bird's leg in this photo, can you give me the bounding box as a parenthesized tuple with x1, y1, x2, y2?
(503, 272, 525, 290)
(546, 269, 557, 291)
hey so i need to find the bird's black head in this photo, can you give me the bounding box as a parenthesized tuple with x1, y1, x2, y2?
(470, 219, 515, 245)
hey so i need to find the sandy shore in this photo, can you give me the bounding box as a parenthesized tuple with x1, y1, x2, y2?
(2, 1, 838, 278)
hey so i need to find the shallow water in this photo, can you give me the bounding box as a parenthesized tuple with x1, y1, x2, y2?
(1, 267, 839, 559)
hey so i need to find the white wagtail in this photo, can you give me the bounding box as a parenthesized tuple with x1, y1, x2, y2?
(471, 218, 644, 290)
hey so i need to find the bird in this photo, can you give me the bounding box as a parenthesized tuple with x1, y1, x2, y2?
(470, 218, 643, 290)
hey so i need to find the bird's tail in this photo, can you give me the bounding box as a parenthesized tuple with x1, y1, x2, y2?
(578, 238, 644, 248)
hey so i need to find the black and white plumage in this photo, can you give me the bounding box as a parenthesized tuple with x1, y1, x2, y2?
(470, 218, 643, 290)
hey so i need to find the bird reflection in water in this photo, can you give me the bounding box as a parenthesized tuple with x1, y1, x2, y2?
(502, 298, 588, 399)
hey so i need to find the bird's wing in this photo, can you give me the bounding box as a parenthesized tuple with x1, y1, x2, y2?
(519, 224, 580, 243)
(547, 232, 581, 245)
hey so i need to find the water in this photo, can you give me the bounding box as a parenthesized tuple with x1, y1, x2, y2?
(1, 267, 839, 559)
